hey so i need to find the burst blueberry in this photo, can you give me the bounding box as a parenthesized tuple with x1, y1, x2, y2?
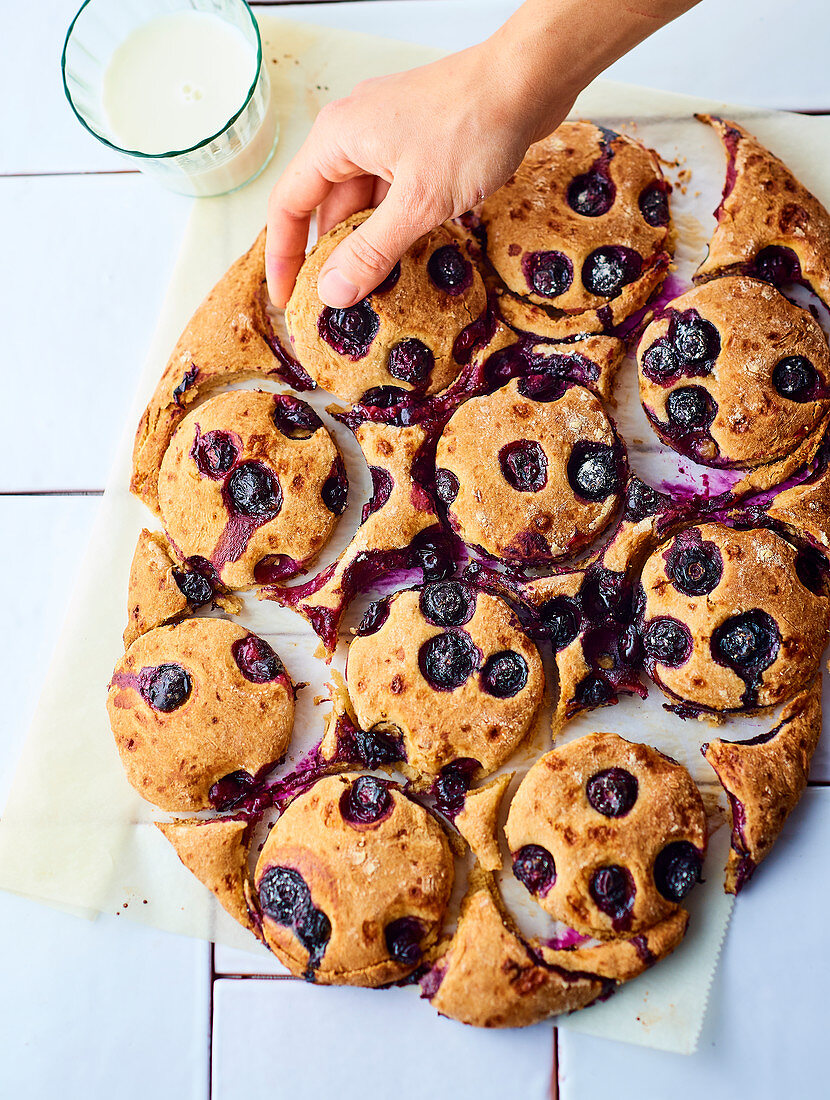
(589, 865, 635, 922)
(226, 461, 282, 519)
(232, 634, 284, 683)
(653, 841, 701, 901)
(513, 844, 556, 895)
(142, 663, 191, 712)
(567, 442, 620, 502)
(271, 396, 323, 439)
(340, 775, 393, 826)
(670, 310, 720, 366)
(419, 580, 475, 628)
(582, 246, 641, 297)
(772, 355, 818, 401)
(711, 609, 780, 678)
(639, 183, 670, 227)
(523, 250, 573, 298)
(586, 768, 639, 817)
(388, 338, 434, 386)
(318, 300, 380, 358)
(172, 568, 214, 607)
(499, 439, 549, 493)
(418, 631, 479, 691)
(481, 651, 528, 698)
(567, 170, 615, 217)
(538, 595, 581, 650)
(385, 917, 425, 965)
(666, 386, 715, 430)
(643, 618, 692, 667)
(192, 429, 239, 479)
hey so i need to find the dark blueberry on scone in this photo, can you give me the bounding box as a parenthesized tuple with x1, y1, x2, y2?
(480, 120, 671, 339)
(435, 379, 625, 565)
(345, 584, 544, 783)
(638, 278, 830, 475)
(254, 774, 453, 985)
(107, 618, 294, 811)
(505, 732, 707, 938)
(157, 390, 346, 590)
(286, 210, 487, 402)
(639, 523, 830, 712)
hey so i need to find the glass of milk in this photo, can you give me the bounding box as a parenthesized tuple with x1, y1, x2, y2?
(62, 0, 279, 197)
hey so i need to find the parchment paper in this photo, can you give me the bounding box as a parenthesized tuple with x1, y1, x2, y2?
(3, 15, 830, 1056)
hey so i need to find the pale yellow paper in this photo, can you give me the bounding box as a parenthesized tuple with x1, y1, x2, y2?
(2, 14, 830, 1053)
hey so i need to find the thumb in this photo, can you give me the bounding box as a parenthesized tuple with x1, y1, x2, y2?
(316, 183, 443, 307)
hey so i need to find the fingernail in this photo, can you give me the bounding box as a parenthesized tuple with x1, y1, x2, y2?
(318, 267, 360, 308)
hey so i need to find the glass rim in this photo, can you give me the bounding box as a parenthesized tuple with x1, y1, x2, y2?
(61, 0, 264, 161)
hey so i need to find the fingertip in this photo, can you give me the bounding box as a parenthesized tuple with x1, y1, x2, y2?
(317, 265, 361, 308)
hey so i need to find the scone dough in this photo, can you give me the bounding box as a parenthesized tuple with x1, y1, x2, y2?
(504, 732, 707, 938)
(286, 210, 487, 402)
(639, 523, 830, 712)
(346, 581, 544, 780)
(253, 773, 453, 985)
(638, 277, 830, 471)
(435, 379, 625, 563)
(480, 121, 671, 338)
(158, 390, 346, 590)
(107, 618, 294, 810)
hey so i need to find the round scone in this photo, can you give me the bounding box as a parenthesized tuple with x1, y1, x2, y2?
(107, 618, 294, 811)
(638, 277, 830, 468)
(346, 580, 544, 781)
(157, 390, 346, 589)
(253, 773, 454, 985)
(479, 121, 671, 339)
(639, 524, 830, 712)
(504, 732, 707, 939)
(285, 210, 487, 402)
(434, 379, 625, 563)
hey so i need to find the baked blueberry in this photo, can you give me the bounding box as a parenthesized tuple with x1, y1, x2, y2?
(225, 461, 282, 519)
(172, 567, 214, 607)
(388, 338, 434, 386)
(427, 245, 471, 293)
(586, 768, 638, 818)
(192, 429, 239, 479)
(499, 439, 549, 493)
(385, 917, 425, 965)
(582, 246, 641, 297)
(434, 468, 460, 504)
(259, 866, 313, 926)
(589, 865, 635, 924)
(653, 841, 701, 902)
(232, 634, 285, 683)
(513, 844, 557, 896)
(538, 595, 581, 650)
(567, 441, 620, 502)
(575, 673, 613, 708)
(340, 775, 393, 826)
(666, 386, 716, 429)
(481, 651, 529, 698)
(641, 339, 679, 383)
(639, 183, 670, 227)
(271, 396, 323, 439)
(567, 170, 615, 217)
(356, 597, 391, 637)
(670, 310, 720, 366)
(711, 609, 780, 679)
(624, 478, 665, 522)
(433, 757, 479, 817)
(523, 250, 573, 298)
(321, 458, 348, 515)
(318, 300, 380, 358)
(419, 580, 476, 628)
(666, 532, 723, 596)
(750, 245, 801, 287)
(643, 618, 692, 667)
(142, 663, 191, 712)
(772, 355, 818, 401)
(419, 632, 479, 691)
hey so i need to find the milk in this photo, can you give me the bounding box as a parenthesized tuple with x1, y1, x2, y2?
(102, 11, 258, 154)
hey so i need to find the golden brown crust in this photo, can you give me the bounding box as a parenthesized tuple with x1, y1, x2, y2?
(124, 530, 189, 648)
(767, 462, 830, 553)
(156, 818, 262, 940)
(641, 524, 830, 712)
(156, 390, 343, 589)
(504, 733, 707, 938)
(346, 586, 544, 780)
(107, 618, 294, 811)
(253, 774, 454, 985)
(286, 211, 487, 403)
(131, 230, 286, 516)
(423, 874, 688, 1028)
(454, 772, 513, 872)
(435, 381, 622, 564)
(694, 116, 830, 306)
(480, 121, 671, 338)
(638, 277, 830, 469)
(703, 679, 822, 893)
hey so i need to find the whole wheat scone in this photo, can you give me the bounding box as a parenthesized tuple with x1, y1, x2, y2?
(131, 230, 307, 516)
(703, 679, 822, 894)
(504, 733, 707, 939)
(639, 524, 830, 713)
(694, 115, 830, 307)
(157, 390, 346, 590)
(156, 817, 262, 940)
(123, 528, 241, 648)
(766, 460, 830, 554)
(107, 618, 294, 811)
(253, 773, 453, 985)
(421, 872, 688, 1028)
(454, 772, 513, 872)
(435, 379, 625, 564)
(285, 210, 487, 403)
(479, 121, 671, 339)
(345, 580, 544, 781)
(637, 277, 830, 475)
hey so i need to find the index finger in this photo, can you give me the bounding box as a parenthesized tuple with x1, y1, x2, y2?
(265, 150, 334, 308)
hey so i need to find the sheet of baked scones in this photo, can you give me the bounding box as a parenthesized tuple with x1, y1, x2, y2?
(2, 17, 830, 1055)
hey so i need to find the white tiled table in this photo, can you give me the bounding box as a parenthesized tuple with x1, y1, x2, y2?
(2, 2, 829, 1096)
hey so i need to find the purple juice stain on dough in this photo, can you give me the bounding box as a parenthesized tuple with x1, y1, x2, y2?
(232, 634, 286, 684)
(513, 844, 557, 896)
(542, 928, 591, 951)
(253, 554, 304, 583)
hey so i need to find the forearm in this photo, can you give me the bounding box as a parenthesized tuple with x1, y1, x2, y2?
(491, 0, 702, 141)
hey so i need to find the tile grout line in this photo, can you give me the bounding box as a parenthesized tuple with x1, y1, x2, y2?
(208, 943, 216, 1100)
(0, 489, 104, 497)
(551, 1027, 559, 1100)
